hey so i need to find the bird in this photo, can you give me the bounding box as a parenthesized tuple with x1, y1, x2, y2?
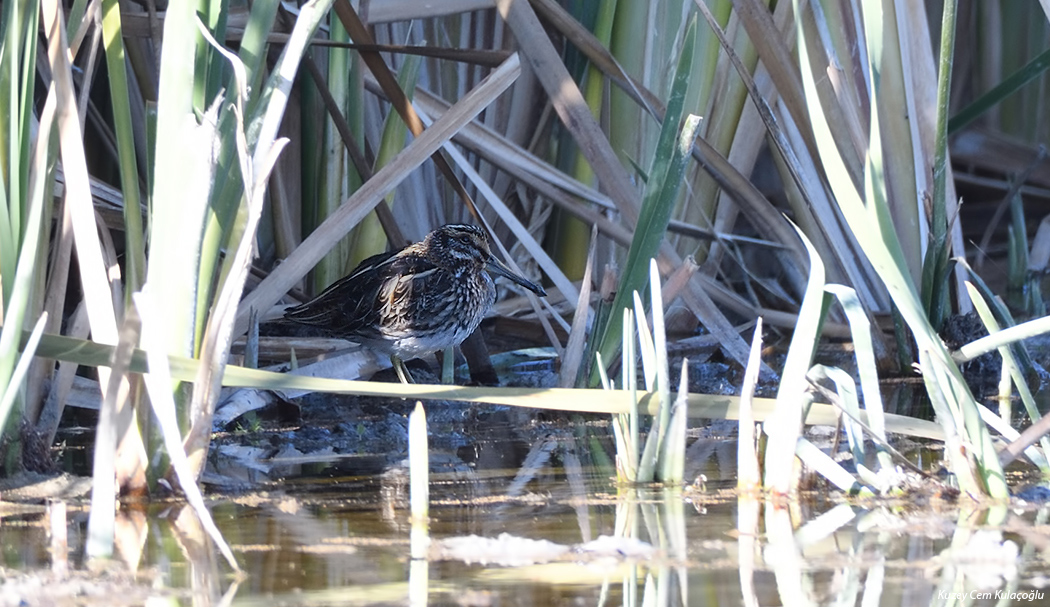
(283, 224, 547, 383)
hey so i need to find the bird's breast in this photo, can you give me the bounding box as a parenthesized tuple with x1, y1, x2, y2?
(373, 269, 496, 358)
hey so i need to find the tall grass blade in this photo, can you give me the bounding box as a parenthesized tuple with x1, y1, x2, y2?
(633, 291, 657, 391)
(795, 437, 868, 495)
(43, 0, 119, 352)
(794, 0, 1008, 497)
(763, 224, 824, 494)
(924, 0, 958, 331)
(86, 301, 140, 559)
(560, 226, 597, 388)
(22, 329, 947, 444)
(183, 15, 293, 479)
(0, 313, 46, 431)
(824, 284, 892, 471)
(949, 47, 1050, 134)
(737, 317, 763, 492)
(650, 261, 671, 461)
(626, 311, 639, 481)
(609, 309, 638, 482)
(592, 16, 699, 374)
(134, 292, 240, 571)
(954, 315, 1050, 363)
(635, 293, 660, 483)
(147, 0, 207, 364)
(100, 0, 144, 294)
(659, 360, 688, 483)
(918, 348, 983, 496)
(807, 365, 866, 470)
(625, 258, 682, 483)
(0, 68, 50, 439)
(955, 261, 1036, 375)
(409, 401, 429, 532)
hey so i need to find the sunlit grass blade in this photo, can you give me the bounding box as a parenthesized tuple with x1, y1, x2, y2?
(21, 328, 945, 447)
(954, 260, 1036, 375)
(607, 307, 637, 482)
(793, 0, 1008, 497)
(41, 0, 129, 485)
(918, 348, 982, 496)
(633, 291, 657, 391)
(650, 261, 672, 472)
(659, 360, 688, 483)
(763, 223, 824, 494)
(43, 0, 119, 356)
(134, 292, 240, 571)
(795, 437, 869, 496)
(560, 226, 597, 388)
(0, 79, 51, 442)
(409, 401, 429, 526)
(184, 17, 292, 479)
(824, 284, 892, 471)
(86, 299, 140, 559)
(806, 365, 866, 471)
(147, 0, 208, 367)
(617, 310, 637, 479)
(953, 315, 1050, 363)
(643, 259, 677, 483)
(737, 317, 763, 493)
(635, 292, 660, 483)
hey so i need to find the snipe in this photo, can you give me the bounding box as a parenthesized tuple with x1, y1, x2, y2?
(283, 224, 546, 383)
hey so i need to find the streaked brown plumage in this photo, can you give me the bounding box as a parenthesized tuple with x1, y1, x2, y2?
(283, 224, 546, 382)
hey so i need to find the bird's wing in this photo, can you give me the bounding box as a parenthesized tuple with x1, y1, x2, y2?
(283, 249, 437, 335)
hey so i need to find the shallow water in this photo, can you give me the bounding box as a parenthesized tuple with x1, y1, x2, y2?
(6, 381, 1050, 606)
(4, 455, 1050, 607)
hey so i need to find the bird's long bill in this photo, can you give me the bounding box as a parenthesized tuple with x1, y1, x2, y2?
(486, 257, 547, 297)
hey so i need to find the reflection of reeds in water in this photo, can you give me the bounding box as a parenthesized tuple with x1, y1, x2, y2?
(604, 486, 690, 607)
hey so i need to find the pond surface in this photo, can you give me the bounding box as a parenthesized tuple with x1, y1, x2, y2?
(4, 379, 1050, 606)
(4, 429, 1050, 606)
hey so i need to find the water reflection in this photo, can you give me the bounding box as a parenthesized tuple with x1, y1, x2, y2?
(4, 455, 1050, 604)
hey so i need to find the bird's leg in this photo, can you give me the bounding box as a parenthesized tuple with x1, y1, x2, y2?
(440, 346, 455, 384)
(391, 354, 415, 384)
